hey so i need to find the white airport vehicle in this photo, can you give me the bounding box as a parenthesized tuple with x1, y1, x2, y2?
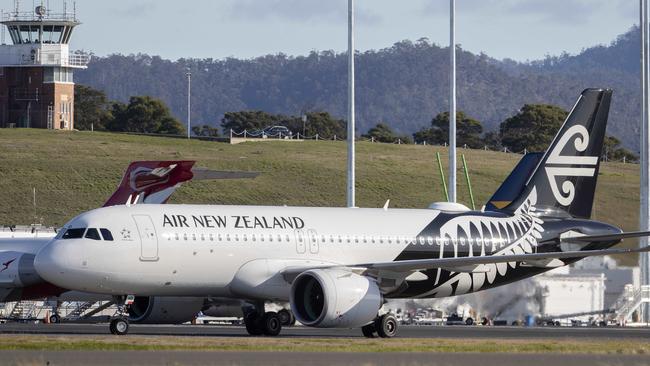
(33, 90, 650, 337)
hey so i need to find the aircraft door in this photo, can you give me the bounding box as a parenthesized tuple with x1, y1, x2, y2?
(133, 215, 159, 261)
(295, 229, 306, 254)
(308, 229, 319, 254)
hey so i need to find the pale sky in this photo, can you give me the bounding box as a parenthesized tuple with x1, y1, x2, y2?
(6, 0, 639, 61)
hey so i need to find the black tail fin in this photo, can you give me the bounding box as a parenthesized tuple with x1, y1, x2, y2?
(485, 152, 543, 211)
(503, 88, 612, 219)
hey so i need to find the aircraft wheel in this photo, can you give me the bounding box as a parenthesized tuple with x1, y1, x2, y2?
(49, 314, 61, 324)
(465, 317, 474, 326)
(361, 323, 376, 338)
(375, 314, 398, 338)
(261, 312, 282, 336)
(244, 312, 263, 336)
(278, 309, 294, 326)
(109, 318, 129, 336)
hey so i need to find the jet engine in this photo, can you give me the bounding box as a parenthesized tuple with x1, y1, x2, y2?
(0, 252, 43, 288)
(290, 269, 381, 328)
(128, 296, 205, 324)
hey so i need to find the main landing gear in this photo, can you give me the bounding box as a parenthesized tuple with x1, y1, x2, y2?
(361, 313, 398, 338)
(109, 295, 132, 336)
(244, 301, 283, 336)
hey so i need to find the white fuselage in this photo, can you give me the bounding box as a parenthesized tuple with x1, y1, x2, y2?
(35, 204, 443, 299)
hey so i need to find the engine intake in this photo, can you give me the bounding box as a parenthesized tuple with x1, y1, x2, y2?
(290, 269, 381, 328)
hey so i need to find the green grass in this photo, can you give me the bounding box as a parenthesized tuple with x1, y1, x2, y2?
(0, 129, 641, 265)
(0, 335, 648, 354)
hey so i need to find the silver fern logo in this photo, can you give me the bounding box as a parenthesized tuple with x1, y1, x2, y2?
(544, 125, 598, 206)
(421, 188, 544, 298)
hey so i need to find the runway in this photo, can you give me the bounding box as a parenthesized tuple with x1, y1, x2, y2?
(1, 323, 649, 366)
(2, 322, 650, 339)
(1, 350, 649, 366)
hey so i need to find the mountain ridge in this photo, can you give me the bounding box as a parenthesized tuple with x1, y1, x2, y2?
(75, 26, 642, 150)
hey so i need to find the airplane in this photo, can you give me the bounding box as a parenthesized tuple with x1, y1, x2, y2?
(0, 160, 260, 324)
(33, 89, 650, 337)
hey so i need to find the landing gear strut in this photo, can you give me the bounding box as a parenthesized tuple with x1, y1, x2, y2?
(109, 295, 131, 336)
(362, 313, 398, 338)
(243, 302, 282, 336)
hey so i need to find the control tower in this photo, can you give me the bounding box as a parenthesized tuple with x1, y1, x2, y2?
(0, 2, 89, 129)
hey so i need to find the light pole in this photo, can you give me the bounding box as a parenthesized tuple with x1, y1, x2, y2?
(347, 0, 356, 208)
(640, 0, 650, 323)
(449, 0, 457, 203)
(186, 71, 191, 139)
(301, 113, 307, 138)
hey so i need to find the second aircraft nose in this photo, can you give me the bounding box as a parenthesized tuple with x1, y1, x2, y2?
(34, 240, 80, 289)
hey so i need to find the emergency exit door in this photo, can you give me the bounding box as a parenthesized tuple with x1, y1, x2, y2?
(133, 215, 159, 261)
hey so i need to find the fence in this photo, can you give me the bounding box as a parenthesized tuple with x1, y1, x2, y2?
(227, 129, 636, 164)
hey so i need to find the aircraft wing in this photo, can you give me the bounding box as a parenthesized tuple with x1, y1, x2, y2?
(355, 245, 650, 273)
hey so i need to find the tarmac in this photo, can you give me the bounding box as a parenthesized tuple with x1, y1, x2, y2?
(2, 322, 650, 339)
(1, 323, 650, 366)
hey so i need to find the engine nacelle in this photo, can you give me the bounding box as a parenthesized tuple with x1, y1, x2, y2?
(128, 296, 205, 324)
(0, 251, 43, 288)
(290, 269, 381, 328)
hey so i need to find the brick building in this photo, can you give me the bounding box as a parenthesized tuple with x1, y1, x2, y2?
(0, 4, 89, 130)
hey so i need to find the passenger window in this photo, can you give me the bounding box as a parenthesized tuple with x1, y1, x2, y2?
(62, 228, 85, 239)
(100, 228, 114, 241)
(85, 228, 101, 240)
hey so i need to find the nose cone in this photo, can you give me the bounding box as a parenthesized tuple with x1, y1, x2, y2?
(34, 241, 79, 289)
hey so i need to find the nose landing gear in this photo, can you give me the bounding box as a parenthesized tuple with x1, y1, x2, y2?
(108, 295, 132, 336)
(109, 317, 129, 335)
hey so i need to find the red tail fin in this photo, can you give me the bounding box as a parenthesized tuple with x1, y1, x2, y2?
(103, 161, 195, 207)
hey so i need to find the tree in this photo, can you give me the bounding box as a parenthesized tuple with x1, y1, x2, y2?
(106, 96, 184, 135)
(280, 111, 347, 139)
(221, 111, 281, 133)
(482, 131, 502, 150)
(192, 124, 220, 137)
(603, 135, 638, 162)
(363, 123, 412, 143)
(74, 85, 112, 131)
(413, 111, 483, 148)
(499, 104, 567, 153)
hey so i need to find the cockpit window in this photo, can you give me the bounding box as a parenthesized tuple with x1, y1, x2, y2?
(100, 228, 114, 241)
(62, 228, 85, 239)
(85, 228, 101, 241)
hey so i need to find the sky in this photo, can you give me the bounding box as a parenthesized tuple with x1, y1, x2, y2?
(5, 0, 639, 62)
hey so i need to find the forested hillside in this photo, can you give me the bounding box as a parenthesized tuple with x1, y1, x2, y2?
(75, 26, 642, 150)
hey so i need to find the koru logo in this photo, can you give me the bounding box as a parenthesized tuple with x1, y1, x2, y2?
(544, 125, 598, 206)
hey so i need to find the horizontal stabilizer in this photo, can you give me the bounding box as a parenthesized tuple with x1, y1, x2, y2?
(563, 231, 650, 243)
(191, 168, 260, 180)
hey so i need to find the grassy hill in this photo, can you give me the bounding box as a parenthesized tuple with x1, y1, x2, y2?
(0, 129, 641, 265)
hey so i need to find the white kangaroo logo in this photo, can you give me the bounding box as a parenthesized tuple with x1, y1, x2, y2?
(544, 125, 598, 206)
